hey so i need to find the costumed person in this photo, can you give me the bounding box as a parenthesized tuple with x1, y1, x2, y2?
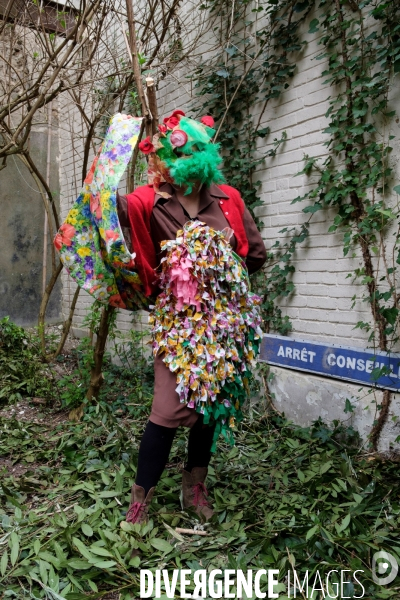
(116, 110, 267, 524)
(54, 111, 266, 526)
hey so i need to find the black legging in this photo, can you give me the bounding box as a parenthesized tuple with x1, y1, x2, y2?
(135, 416, 215, 495)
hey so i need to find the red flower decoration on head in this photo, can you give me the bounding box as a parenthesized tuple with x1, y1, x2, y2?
(158, 123, 168, 135)
(138, 136, 155, 154)
(170, 129, 188, 148)
(163, 115, 180, 129)
(163, 109, 185, 130)
(200, 115, 215, 128)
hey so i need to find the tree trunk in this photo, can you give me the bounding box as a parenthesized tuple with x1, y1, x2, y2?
(145, 76, 159, 136)
(86, 305, 115, 402)
(125, 0, 149, 123)
(370, 389, 392, 452)
(69, 304, 115, 421)
(52, 285, 80, 359)
(38, 260, 63, 357)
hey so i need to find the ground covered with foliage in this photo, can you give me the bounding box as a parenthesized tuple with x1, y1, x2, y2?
(1, 319, 400, 599)
(1, 404, 400, 598)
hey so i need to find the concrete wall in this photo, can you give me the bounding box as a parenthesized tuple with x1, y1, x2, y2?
(0, 118, 61, 326)
(0, 22, 61, 326)
(268, 366, 400, 453)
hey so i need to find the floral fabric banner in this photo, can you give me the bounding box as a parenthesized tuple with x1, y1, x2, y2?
(54, 114, 150, 311)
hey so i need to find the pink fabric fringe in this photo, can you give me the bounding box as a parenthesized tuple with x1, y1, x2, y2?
(169, 256, 200, 312)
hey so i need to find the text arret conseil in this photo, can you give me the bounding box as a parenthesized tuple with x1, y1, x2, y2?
(276, 345, 400, 377)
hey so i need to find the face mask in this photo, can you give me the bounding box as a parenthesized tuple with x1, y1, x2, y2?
(138, 111, 225, 196)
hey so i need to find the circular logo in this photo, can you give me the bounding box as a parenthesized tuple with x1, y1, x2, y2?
(372, 551, 398, 586)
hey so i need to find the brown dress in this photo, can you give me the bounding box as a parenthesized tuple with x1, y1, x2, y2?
(120, 183, 267, 428)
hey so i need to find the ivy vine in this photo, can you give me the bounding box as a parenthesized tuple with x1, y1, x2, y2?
(191, 0, 400, 447)
(294, 0, 400, 447)
(191, 0, 314, 334)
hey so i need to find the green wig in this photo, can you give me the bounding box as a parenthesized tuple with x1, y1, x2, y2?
(139, 112, 225, 195)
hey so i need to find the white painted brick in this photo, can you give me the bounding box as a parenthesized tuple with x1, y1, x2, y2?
(271, 189, 300, 204)
(339, 309, 370, 324)
(55, 11, 391, 349)
(291, 319, 332, 336)
(258, 111, 297, 132)
(266, 86, 299, 108)
(296, 284, 345, 299)
(255, 202, 279, 217)
(283, 295, 308, 308)
(296, 104, 330, 124)
(298, 258, 356, 272)
(300, 131, 327, 148)
(300, 308, 339, 322)
(293, 117, 328, 138)
(276, 179, 289, 191)
(278, 201, 303, 215)
(307, 296, 337, 310)
(303, 88, 331, 107)
(335, 324, 368, 340)
(306, 271, 336, 285)
(272, 97, 305, 116)
(296, 77, 329, 98)
(260, 180, 277, 193)
(271, 214, 301, 227)
(264, 136, 299, 156)
(288, 179, 304, 190)
(265, 162, 302, 179)
(293, 67, 319, 88)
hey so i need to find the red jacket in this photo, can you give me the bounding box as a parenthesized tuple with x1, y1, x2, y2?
(126, 184, 250, 297)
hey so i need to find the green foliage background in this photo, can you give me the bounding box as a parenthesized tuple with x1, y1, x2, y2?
(191, 0, 400, 347)
(1, 402, 400, 598)
(0, 318, 54, 403)
(190, 0, 400, 447)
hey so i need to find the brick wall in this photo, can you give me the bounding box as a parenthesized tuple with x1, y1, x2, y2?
(154, 17, 400, 349)
(58, 11, 400, 348)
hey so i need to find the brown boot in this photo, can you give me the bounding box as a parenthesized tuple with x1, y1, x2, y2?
(126, 484, 155, 524)
(181, 467, 214, 522)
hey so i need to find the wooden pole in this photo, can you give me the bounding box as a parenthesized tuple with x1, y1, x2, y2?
(125, 1, 159, 136)
(125, 0, 149, 124)
(146, 76, 158, 136)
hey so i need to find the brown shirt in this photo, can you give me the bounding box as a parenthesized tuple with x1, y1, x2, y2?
(117, 183, 266, 275)
(150, 183, 266, 274)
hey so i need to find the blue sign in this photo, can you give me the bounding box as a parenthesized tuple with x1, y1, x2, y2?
(259, 334, 400, 391)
